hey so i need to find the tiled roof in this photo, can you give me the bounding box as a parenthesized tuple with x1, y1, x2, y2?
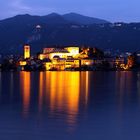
(50, 48, 69, 53)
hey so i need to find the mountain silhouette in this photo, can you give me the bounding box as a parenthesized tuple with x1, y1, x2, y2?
(0, 13, 140, 54)
(63, 12, 109, 24)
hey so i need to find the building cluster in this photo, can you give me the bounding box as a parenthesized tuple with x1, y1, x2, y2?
(0, 44, 140, 71)
(17, 45, 140, 71)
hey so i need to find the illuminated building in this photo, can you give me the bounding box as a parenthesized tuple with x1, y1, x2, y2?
(44, 62, 52, 70)
(44, 59, 80, 71)
(43, 48, 54, 54)
(42, 47, 80, 60)
(19, 61, 27, 66)
(24, 45, 30, 59)
(40, 47, 94, 70)
(81, 59, 94, 66)
(19, 61, 27, 71)
(48, 48, 69, 60)
(65, 47, 79, 58)
(39, 54, 46, 60)
(65, 60, 80, 68)
(22, 45, 115, 71)
(127, 55, 136, 68)
(115, 57, 125, 66)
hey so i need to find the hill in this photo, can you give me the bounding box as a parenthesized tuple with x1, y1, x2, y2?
(63, 13, 109, 24)
(0, 13, 140, 54)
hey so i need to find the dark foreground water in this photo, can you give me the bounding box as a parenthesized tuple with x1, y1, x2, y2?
(0, 71, 140, 140)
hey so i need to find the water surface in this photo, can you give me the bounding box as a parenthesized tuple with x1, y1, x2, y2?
(0, 71, 140, 140)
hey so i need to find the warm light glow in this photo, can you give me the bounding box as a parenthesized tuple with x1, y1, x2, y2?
(46, 72, 80, 129)
(48, 47, 80, 60)
(81, 60, 93, 66)
(66, 72, 80, 127)
(64, 60, 80, 70)
(20, 72, 31, 117)
(85, 72, 89, 104)
(19, 61, 27, 66)
(43, 48, 54, 54)
(65, 47, 79, 58)
(39, 54, 45, 60)
(120, 64, 129, 70)
(85, 62, 89, 65)
(49, 53, 69, 59)
(39, 72, 44, 112)
(80, 72, 90, 106)
(24, 45, 30, 59)
(45, 62, 52, 70)
(49, 72, 57, 111)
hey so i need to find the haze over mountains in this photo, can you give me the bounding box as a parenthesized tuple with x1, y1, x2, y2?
(0, 13, 140, 54)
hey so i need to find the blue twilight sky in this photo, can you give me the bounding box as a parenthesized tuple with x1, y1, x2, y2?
(0, 0, 140, 22)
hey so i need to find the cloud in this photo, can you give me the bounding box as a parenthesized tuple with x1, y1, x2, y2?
(0, 0, 32, 19)
(0, 0, 58, 20)
(11, 0, 31, 11)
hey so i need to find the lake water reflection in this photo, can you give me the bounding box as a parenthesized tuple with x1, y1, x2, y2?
(0, 71, 140, 140)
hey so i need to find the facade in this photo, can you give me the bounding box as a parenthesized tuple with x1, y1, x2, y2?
(42, 47, 80, 60)
(65, 47, 80, 58)
(24, 45, 30, 59)
(81, 59, 94, 66)
(18, 45, 129, 71)
(40, 47, 81, 70)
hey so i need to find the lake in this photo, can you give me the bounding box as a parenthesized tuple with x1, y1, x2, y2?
(0, 71, 140, 140)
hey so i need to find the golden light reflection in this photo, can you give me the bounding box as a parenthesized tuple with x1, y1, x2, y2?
(66, 72, 80, 126)
(39, 72, 44, 112)
(85, 72, 89, 105)
(80, 72, 90, 106)
(20, 72, 31, 117)
(49, 72, 58, 111)
(19, 71, 90, 129)
(115, 71, 133, 112)
(46, 72, 80, 129)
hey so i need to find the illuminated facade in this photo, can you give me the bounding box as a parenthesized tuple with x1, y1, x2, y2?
(43, 48, 54, 54)
(39, 54, 46, 60)
(19, 61, 27, 66)
(40, 47, 81, 70)
(44, 62, 52, 70)
(42, 47, 80, 60)
(81, 59, 94, 66)
(40, 47, 94, 70)
(65, 47, 80, 58)
(24, 45, 30, 59)
(65, 60, 80, 68)
(48, 48, 69, 59)
(21, 45, 128, 71)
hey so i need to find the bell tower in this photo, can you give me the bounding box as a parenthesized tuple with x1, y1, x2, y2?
(24, 45, 30, 59)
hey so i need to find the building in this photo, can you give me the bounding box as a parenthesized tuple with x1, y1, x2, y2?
(41, 47, 80, 60)
(65, 47, 80, 58)
(24, 45, 30, 59)
(21, 45, 128, 71)
(49, 48, 69, 60)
